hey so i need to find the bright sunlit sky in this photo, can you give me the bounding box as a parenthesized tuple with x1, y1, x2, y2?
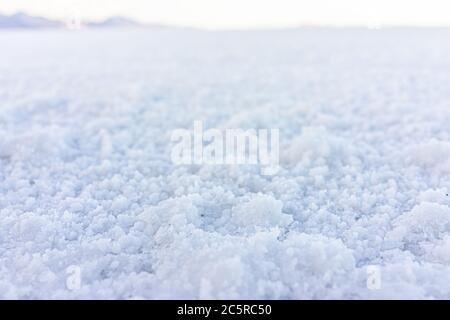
(1, 0, 450, 29)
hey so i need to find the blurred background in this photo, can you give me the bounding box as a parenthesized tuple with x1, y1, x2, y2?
(1, 0, 450, 29)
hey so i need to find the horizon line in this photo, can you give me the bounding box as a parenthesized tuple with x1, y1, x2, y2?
(2, 11, 450, 31)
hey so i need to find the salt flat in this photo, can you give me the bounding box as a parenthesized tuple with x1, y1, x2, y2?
(0, 28, 449, 299)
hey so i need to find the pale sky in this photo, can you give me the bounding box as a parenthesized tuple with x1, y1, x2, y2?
(1, 0, 450, 29)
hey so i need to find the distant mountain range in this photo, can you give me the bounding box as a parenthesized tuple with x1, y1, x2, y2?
(0, 12, 64, 28)
(0, 12, 148, 29)
(86, 16, 141, 28)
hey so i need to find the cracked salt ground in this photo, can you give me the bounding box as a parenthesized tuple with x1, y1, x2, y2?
(0, 28, 450, 299)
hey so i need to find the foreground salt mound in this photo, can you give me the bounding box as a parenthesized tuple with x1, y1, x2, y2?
(404, 139, 450, 175)
(387, 202, 450, 247)
(146, 228, 356, 299)
(283, 126, 333, 167)
(0, 28, 449, 299)
(230, 194, 293, 230)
